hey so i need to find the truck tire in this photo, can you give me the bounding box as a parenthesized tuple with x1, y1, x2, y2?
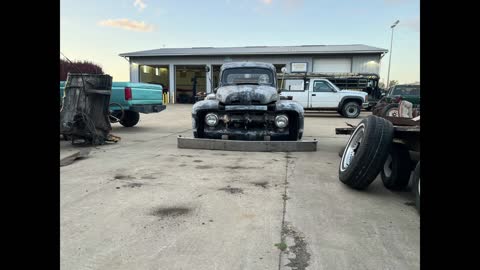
(341, 102, 361, 118)
(413, 161, 420, 213)
(381, 143, 412, 190)
(120, 110, 140, 127)
(381, 103, 400, 117)
(339, 115, 394, 189)
(338, 145, 346, 157)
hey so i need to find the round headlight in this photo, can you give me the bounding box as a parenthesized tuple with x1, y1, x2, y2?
(275, 115, 288, 128)
(205, 113, 219, 127)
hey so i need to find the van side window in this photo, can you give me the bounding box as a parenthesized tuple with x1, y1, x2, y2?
(313, 81, 333, 92)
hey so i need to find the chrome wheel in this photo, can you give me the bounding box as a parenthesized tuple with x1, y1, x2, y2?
(383, 154, 393, 177)
(340, 123, 365, 172)
(418, 178, 420, 196)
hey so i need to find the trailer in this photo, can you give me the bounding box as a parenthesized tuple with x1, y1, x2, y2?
(335, 115, 420, 212)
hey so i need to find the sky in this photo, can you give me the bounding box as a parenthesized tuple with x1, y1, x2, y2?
(60, 0, 420, 84)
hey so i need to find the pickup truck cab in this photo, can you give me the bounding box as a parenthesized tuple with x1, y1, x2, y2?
(280, 78, 368, 118)
(60, 81, 166, 127)
(373, 84, 420, 117)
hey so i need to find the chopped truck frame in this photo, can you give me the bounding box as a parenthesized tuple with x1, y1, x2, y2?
(178, 62, 317, 152)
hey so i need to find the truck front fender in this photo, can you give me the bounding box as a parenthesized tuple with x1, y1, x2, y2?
(338, 96, 364, 109)
(275, 100, 304, 117)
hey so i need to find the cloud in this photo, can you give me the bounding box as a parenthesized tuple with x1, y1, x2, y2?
(98, 19, 154, 32)
(402, 17, 420, 32)
(260, 0, 273, 4)
(134, 0, 146, 11)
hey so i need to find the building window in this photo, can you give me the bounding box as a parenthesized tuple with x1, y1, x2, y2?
(155, 68, 159, 76)
(143, 65, 148, 73)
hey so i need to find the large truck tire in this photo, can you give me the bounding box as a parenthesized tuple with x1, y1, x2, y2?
(120, 110, 140, 127)
(413, 162, 420, 213)
(341, 101, 361, 118)
(381, 143, 412, 190)
(339, 115, 394, 189)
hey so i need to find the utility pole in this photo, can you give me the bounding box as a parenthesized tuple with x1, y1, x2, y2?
(386, 20, 399, 89)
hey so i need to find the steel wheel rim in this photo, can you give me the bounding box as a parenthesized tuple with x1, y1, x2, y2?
(346, 106, 358, 117)
(418, 178, 420, 196)
(387, 108, 399, 117)
(383, 154, 393, 177)
(340, 123, 365, 172)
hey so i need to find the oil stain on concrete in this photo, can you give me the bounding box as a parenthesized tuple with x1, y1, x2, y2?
(281, 222, 311, 270)
(218, 186, 243, 194)
(150, 207, 192, 218)
(251, 181, 269, 189)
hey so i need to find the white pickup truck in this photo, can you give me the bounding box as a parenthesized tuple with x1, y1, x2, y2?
(280, 78, 368, 118)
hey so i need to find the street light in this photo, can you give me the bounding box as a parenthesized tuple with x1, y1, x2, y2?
(386, 20, 400, 89)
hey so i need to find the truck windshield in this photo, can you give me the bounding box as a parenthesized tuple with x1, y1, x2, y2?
(391, 85, 420, 96)
(221, 68, 274, 86)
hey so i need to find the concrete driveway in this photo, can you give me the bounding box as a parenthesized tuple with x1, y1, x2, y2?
(60, 104, 419, 270)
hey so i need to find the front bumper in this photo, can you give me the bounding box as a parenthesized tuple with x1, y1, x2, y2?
(130, 104, 166, 114)
(193, 110, 303, 141)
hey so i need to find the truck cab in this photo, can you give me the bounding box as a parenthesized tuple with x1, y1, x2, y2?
(280, 77, 368, 118)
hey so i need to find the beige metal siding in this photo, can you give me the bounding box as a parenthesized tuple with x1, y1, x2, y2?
(313, 58, 352, 73)
(351, 55, 381, 74)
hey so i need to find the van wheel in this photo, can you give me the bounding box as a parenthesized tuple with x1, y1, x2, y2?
(381, 143, 412, 190)
(120, 111, 140, 127)
(341, 102, 361, 118)
(339, 115, 394, 189)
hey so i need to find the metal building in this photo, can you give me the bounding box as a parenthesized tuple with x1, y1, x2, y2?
(119, 44, 387, 104)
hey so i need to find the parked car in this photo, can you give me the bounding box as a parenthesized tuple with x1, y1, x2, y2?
(60, 81, 166, 127)
(191, 62, 304, 141)
(279, 77, 368, 118)
(373, 84, 420, 117)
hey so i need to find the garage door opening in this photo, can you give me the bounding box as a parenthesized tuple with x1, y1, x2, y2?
(175, 65, 207, 104)
(139, 65, 170, 95)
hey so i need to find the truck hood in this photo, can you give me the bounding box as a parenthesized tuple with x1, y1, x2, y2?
(216, 85, 279, 105)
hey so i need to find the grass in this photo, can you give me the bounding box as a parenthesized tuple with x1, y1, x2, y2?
(274, 242, 288, 251)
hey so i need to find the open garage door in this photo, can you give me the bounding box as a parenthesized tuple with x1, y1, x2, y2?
(313, 58, 352, 73)
(175, 65, 207, 104)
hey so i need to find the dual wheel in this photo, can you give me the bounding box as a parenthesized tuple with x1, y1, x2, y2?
(338, 115, 420, 212)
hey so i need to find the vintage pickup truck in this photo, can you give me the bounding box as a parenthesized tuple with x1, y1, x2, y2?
(191, 62, 304, 141)
(60, 81, 166, 127)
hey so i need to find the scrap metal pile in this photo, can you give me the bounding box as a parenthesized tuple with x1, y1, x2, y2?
(60, 73, 119, 145)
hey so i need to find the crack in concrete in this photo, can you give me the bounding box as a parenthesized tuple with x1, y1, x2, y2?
(278, 153, 290, 270)
(278, 153, 311, 270)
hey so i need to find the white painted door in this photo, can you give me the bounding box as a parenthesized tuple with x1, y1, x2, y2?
(313, 58, 352, 73)
(309, 80, 340, 108)
(280, 79, 309, 107)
